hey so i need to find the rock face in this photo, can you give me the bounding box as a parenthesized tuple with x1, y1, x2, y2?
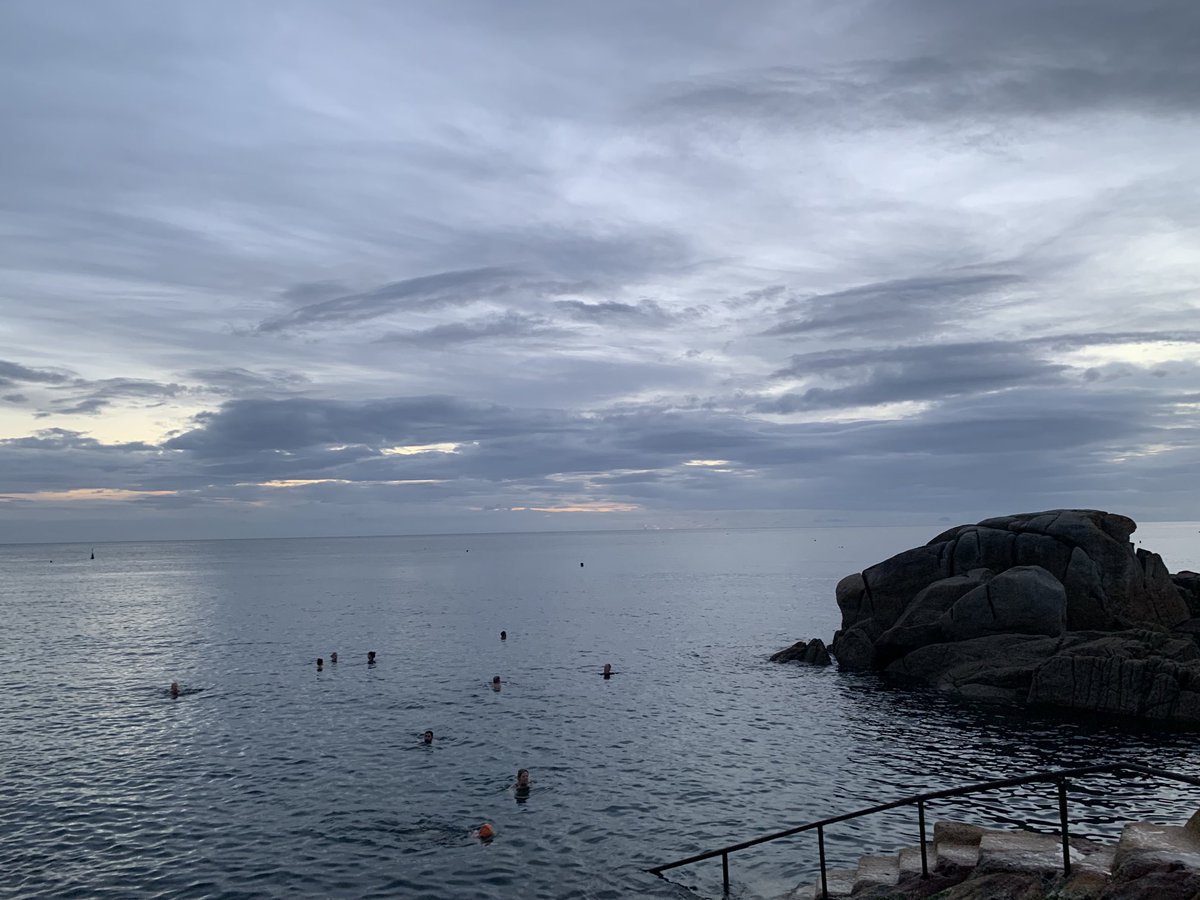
(816, 510, 1200, 724)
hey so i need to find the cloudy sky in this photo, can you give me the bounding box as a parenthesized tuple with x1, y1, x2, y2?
(2, 0, 1199, 542)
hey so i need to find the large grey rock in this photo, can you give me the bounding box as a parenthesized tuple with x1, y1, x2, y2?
(1174, 571, 1200, 617)
(807, 510, 1200, 724)
(938, 566, 1067, 642)
(830, 624, 877, 671)
(910, 511, 1188, 632)
(1028, 632, 1200, 720)
(877, 571, 993, 661)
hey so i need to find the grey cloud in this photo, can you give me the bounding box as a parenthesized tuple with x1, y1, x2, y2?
(2, 428, 154, 452)
(257, 267, 520, 334)
(761, 331, 1200, 413)
(555, 299, 673, 325)
(187, 367, 310, 396)
(0, 359, 72, 386)
(761, 273, 1021, 339)
(765, 340, 1067, 411)
(375, 312, 570, 348)
(38, 377, 186, 417)
(3, 392, 28, 403)
(655, 17, 1200, 133)
(164, 396, 567, 457)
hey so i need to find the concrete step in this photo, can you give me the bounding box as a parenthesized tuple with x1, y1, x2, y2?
(933, 840, 981, 872)
(853, 854, 900, 891)
(806, 867, 857, 899)
(976, 829, 1081, 875)
(1076, 845, 1116, 875)
(933, 820, 988, 846)
(1114, 821, 1200, 874)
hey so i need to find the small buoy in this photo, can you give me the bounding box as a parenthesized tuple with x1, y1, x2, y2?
(478, 823, 495, 840)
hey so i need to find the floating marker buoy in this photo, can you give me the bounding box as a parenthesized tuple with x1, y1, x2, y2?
(478, 823, 495, 840)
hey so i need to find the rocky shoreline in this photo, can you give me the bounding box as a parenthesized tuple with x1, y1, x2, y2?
(774, 510, 1200, 725)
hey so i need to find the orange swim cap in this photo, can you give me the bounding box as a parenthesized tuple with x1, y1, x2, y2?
(478, 823, 495, 840)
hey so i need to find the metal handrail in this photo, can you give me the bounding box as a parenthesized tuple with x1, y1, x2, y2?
(647, 762, 1200, 897)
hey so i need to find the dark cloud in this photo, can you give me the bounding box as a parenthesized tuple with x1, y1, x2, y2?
(761, 273, 1021, 339)
(36, 377, 186, 417)
(163, 396, 562, 457)
(2, 393, 28, 403)
(0, 359, 72, 386)
(762, 332, 1200, 412)
(257, 267, 520, 333)
(654, 0, 1200, 132)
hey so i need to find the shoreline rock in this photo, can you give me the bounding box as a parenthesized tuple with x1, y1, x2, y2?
(774, 510, 1200, 725)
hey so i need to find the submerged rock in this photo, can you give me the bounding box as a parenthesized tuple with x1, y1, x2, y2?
(768, 637, 831, 665)
(801, 510, 1200, 725)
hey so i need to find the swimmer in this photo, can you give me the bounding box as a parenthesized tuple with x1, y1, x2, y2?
(317, 657, 324, 671)
(500, 630, 507, 641)
(513, 767, 532, 804)
(602, 662, 612, 679)
(475, 822, 494, 841)
(170, 681, 179, 698)
(491, 675, 501, 691)
(423, 730, 433, 745)
(330, 651, 338, 664)
(367, 651, 376, 665)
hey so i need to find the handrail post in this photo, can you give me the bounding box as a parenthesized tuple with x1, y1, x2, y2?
(1057, 777, 1071, 876)
(722, 851, 729, 895)
(918, 798, 929, 878)
(818, 824, 828, 900)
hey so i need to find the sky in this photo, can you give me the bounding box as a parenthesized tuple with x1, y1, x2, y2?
(2, 0, 1199, 542)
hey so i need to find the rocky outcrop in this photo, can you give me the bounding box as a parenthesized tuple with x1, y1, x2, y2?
(792, 510, 1200, 724)
(770, 637, 831, 665)
(1174, 571, 1200, 617)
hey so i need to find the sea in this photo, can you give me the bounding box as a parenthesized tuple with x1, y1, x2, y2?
(2, 524, 1199, 900)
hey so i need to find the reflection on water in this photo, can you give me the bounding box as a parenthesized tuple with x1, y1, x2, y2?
(0, 526, 1197, 899)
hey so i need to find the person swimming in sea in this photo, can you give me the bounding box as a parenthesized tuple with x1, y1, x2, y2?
(367, 651, 377, 666)
(512, 767, 531, 803)
(500, 630, 506, 641)
(422, 730, 434, 745)
(330, 651, 338, 664)
(491, 675, 501, 692)
(169, 681, 179, 698)
(602, 662, 613, 679)
(317, 657, 324, 672)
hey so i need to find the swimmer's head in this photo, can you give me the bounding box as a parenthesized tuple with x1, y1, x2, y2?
(330, 652, 337, 663)
(500, 630, 507, 640)
(477, 823, 495, 840)
(367, 651, 376, 663)
(516, 768, 530, 787)
(603, 663, 612, 675)
(423, 730, 433, 744)
(317, 657, 324, 669)
(492, 675, 501, 685)
(169, 681, 179, 696)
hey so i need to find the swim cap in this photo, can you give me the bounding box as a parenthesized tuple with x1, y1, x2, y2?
(478, 823, 495, 839)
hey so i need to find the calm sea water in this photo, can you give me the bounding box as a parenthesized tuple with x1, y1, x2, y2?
(2, 524, 1199, 899)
